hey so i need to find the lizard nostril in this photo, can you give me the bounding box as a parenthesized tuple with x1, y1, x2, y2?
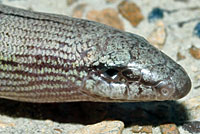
(161, 88, 169, 96)
(154, 80, 175, 100)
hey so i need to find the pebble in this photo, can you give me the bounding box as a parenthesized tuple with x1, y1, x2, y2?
(86, 8, 124, 30)
(195, 74, 200, 80)
(194, 22, 200, 38)
(0, 121, 15, 128)
(174, 0, 189, 2)
(67, 120, 124, 134)
(181, 95, 200, 120)
(53, 128, 63, 134)
(147, 21, 166, 49)
(160, 123, 180, 134)
(105, 0, 118, 4)
(191, 65, 199, 72)
(176, 52, 186, 61)
(0, 0, 199, 134)
(72, 3, 87, 18)
(67, 0, 79, 6)
(118, 1, 144, 27)
(132, 125, 152, 133)
(182, 121, 200, 133)
(148, 7, 164, 22)
(189, 45, 200, 59)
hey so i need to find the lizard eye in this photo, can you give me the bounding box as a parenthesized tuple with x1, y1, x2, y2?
(104, 68, 119, 79)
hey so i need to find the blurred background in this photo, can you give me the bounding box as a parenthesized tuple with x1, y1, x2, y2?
(0, 0, 200, 134)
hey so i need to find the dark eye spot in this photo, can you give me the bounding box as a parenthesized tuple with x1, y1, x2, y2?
(104, 69, 119, 77)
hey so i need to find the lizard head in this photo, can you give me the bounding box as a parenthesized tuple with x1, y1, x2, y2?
(85, 31, 191, 102)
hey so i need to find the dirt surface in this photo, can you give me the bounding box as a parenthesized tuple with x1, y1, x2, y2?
(0, 0, 200, 134)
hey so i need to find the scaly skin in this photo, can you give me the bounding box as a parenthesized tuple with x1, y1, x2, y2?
(0, 4, 191, 102)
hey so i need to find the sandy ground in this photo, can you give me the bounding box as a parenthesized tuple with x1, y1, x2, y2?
(0, 0, 200, 134)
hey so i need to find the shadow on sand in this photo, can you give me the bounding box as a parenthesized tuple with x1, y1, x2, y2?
(0, 99, 189, 127)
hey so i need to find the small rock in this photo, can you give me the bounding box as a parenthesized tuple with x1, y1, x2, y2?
(160, 123, 180, 134)
(195, 74, 200, 80)
(174, 0, 189, 2)
(189, 45, 200, 59)
(105, 0, 118, 3)
(132, 125, 152, 133)
(67, 0, 78, 6)
(191, 65, 199, 72)
(194, 22, 200, 38)
(68, 120, 124, 134)
(182, 96, 200, 120)
(118, 1, 144, 27)
(86, 8, 124, 30)
(54, 128, 63, 134)
(72, 3, 87, 18)
(0, 121, 15, 128)
(182, 121, 200, 133)
(147, 21, 167, 49)
(45, 119, 53, 124)
(182, 95, 200, 108)
(177, 52, 186, 61)
(194, 84, 200, 89)
(148, 7, 164, 22)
